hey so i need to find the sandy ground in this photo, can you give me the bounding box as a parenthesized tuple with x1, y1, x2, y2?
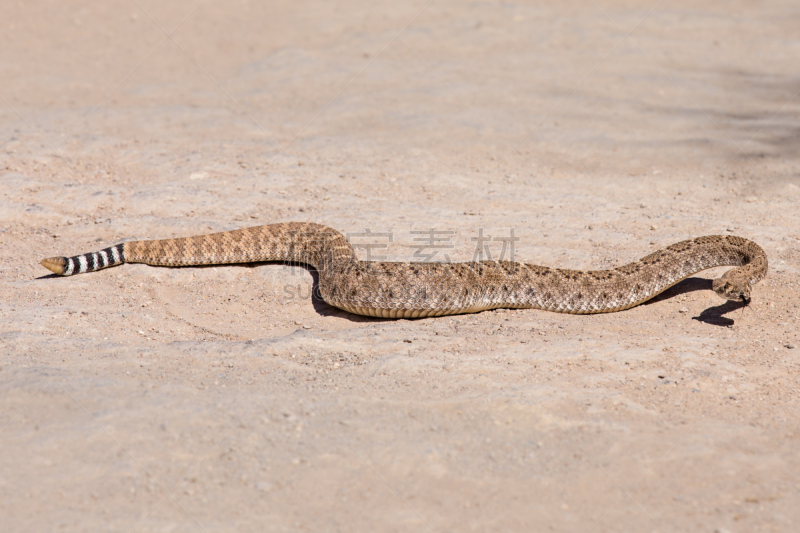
(2, 1, 800, 531)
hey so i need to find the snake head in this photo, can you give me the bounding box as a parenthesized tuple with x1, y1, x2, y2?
(712, 277, 751, 304)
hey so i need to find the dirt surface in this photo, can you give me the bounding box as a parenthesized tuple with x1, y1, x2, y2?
(2, 1, 800, 531)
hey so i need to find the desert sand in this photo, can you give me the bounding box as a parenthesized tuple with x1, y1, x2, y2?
(1, 1, 799, 531)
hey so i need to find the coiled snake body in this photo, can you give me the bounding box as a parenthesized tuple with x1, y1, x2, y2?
(41, 222, 768, 318)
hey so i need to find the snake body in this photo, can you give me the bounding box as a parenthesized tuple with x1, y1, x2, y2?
(41, 222, 768, 318)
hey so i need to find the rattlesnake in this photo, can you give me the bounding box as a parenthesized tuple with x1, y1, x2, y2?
(40, 222, 767, 318)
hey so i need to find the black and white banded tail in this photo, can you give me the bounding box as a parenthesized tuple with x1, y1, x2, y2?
(41, 244, 125, 276)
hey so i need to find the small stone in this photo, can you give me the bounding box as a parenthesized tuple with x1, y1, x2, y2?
(302, 324, 311, 329)
(650, 225, 657, 231)
(679, 307, 689, 313)
(786, 344, 796, 349)
(255, 481, 272, 492)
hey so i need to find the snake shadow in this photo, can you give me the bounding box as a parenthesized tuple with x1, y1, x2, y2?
(644, 276, 749, 326)
(307, 271, 749, 325)
(237, 262, 389, 323)
(306, 268, 393, 322)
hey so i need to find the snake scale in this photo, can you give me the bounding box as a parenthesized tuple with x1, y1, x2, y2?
(41, 222, 768, 318)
